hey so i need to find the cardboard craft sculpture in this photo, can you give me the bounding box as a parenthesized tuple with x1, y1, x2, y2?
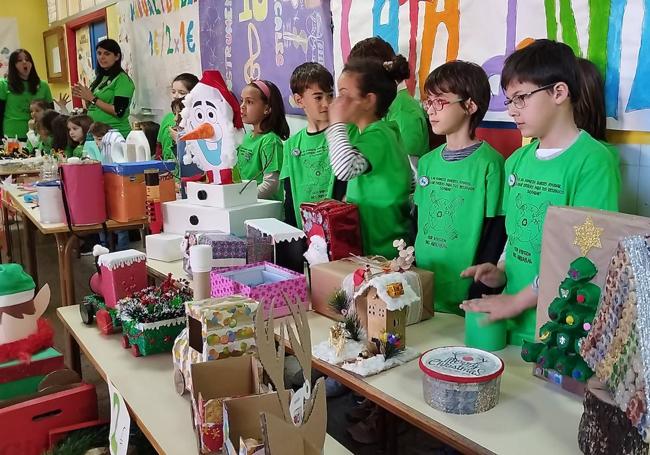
(0, 264, 52, 363)
(179, 70, 244, 185)
(245, 218, 308, 273)
(222, 296, 326, 455)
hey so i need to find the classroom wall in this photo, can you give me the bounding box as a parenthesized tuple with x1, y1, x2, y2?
(0, 0, 71, 101)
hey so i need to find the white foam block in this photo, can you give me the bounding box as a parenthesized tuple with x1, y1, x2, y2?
(186, 181, 258, 208)
(162, 199, 282, 237)
(146, 233, 184, 262)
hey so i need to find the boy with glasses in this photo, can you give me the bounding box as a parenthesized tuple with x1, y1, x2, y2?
(415, 60, 506, 315)
(461, 40, 620, 345)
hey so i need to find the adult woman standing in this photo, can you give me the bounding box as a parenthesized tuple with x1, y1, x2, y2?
(0, 49, 53, 140)
(72, 39, 134, 138)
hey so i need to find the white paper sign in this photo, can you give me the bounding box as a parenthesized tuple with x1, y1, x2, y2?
(108, 379, 131, 455)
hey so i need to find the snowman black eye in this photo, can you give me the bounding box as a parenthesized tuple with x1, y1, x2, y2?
(197, 112, 203, 120)
(208, 111, 215, 119)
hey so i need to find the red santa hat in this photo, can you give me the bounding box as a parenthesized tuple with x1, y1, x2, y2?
(199, 70, 244, 129)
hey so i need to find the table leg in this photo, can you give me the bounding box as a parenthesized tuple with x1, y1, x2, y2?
(55, 232, 81, 375)
(1, 202, 13, 263)
(19, 214, 38, 286)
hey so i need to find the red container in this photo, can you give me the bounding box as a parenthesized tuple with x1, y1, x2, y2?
(0, 383, 98, 455)
(60, 161, 107, 226)
(300, 200, 363, 260)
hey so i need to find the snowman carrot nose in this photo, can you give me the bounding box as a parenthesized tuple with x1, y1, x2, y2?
(181, 123, 215, 141)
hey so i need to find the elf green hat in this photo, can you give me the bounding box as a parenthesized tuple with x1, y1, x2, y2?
(0, 264, 35, 308)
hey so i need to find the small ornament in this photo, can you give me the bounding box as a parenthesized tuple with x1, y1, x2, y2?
(328, 323, 346, 356)
(573, 216, 604, 256)
(390, 239, 415, 272)
(386, 282, 404, 298)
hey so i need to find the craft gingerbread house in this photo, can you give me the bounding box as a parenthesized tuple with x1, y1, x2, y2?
(91, 249, 148, 309)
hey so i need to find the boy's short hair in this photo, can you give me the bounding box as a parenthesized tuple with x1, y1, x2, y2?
(289, 62, 333, 95)
(500, 39, 580, 104)
(89, 122, 111, 138)
(424, 61, 491, 138)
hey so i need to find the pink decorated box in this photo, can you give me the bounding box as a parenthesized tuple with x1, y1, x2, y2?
(210, 262, 308, 319)
(96, 250, 148, 309)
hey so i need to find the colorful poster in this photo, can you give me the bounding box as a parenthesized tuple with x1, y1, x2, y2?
(0, 18, 19, 78)
(200, 0, 334, 115)
(331, 0, 650, 132)
(116, 0, 201, 116)
(75, 25, 94, 87)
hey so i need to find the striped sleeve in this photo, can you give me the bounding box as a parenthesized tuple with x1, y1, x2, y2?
(325, 122, 369, 181)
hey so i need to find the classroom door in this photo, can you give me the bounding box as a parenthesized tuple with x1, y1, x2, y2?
(89, 21, 107, 70)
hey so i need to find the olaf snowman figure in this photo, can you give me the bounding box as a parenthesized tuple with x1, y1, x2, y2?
(0, 264, 52, 362)
(180, 70, 245, 185)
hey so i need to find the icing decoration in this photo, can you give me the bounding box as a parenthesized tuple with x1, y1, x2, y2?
(97, 249, 147, 270)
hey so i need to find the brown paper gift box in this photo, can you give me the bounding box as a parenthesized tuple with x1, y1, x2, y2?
(105, 171, 176, 222)
(309, 258, 434, 322)
(537, 206, 650, 336)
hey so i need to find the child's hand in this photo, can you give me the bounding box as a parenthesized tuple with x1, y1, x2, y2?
(329, 95, 355, 124)
(28, 119, 35, 130)
(460, 263, 506, 288)
(460, 294, 522, 321)
(55, 93, 71, 110)
(169, 126, 178, 143)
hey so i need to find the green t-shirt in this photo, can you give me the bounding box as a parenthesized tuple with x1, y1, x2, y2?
(87, 72, 135, 138)
(157, 112, 176, 161)
(414, 142, 504, 315)
(503, 131, 620, 345)
(386, 89, 429, 158)
(237, 131, 284, 200)
(69, 144, 84, 158)
(280, 128, 335, 228)
(347, 119, 413, 259)
(0, 78, 52, 139)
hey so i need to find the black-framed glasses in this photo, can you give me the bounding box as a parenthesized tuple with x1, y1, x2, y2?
(422, 97, 467, 112)
(503, 83, 558, 109)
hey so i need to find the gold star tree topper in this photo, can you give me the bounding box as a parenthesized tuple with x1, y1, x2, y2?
(573, 216, 604, 256)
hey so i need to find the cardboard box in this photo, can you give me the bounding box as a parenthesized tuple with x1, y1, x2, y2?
(146, 233, 184, 262)
(310, 258, 434, 323)
(0, 347, 64, 400)
(95, 250, 148, 309)
(162, 199, 282, 237)
(537, 207, 650, 336)
(245, 218, 307, 273)
(211, 262, 309, 319)
(0, 383, 98, 455)
(190, 355, 262, 453)
(300, 200, 363, 260)
(186, 181, 258, 208)
(182, 231, 247, 277)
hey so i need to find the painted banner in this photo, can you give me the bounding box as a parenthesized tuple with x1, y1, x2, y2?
(0, 18, 20, 78)
(200, 0, 334, 115)
(75, 26, 95, 88)
(332, 0, 650, 132)
(116, 0, 202, 116)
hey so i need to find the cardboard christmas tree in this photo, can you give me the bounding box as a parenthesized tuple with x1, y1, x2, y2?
(521, 257, 600, 393)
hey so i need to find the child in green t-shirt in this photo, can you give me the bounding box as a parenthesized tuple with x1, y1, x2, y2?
(326, 57, 413, 259)
(460, 40, 621, 346)
(237, 80, 289, 201)
(415, 61, 505, 315)
(156, 73, 198, 162)
(348, 37, 429, 177)
(66, 115, 93, 158)
(25, 109, 57, 155)
(280, 63, 346, 228)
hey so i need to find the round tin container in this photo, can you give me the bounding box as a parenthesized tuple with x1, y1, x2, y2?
(419, 346, 505, 414)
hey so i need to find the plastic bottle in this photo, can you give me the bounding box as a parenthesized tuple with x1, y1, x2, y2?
(125, 122, 151, 162)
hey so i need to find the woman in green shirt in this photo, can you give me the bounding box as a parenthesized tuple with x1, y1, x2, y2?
(72, 39, 134, 138)
(0, 49, 53, 140)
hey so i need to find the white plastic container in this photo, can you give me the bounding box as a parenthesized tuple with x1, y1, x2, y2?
(36, 180, 66, 224)
(125, 123, 151, 162)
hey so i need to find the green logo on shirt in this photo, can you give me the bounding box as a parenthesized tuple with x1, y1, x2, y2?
(424, 192, 464, 241)
(511, 193, 549, 251)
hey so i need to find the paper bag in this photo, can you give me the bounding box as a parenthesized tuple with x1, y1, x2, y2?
(537, 206, 650, 336)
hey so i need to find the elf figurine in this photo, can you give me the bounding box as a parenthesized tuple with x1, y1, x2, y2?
(0, 264, 52, 362)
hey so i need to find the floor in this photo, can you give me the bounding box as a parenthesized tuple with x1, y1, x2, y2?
(9, 225, 456, 455)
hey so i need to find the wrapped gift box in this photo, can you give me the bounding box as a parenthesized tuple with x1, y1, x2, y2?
(537, 207, 650, 336)
(102, 161, 176, 222)
(186, 181, 258, 208)
(60, 161, 106, 226)
(162, 199, 282, 236)
(0, 348, 64, 400)
(300, 200, 363, 260)
(0, 383, 98, 455)
(190, 355, 262, 453)
(310, 258, 434, 323)
(210, 262, 309, 319)
(173, 296, 259, 394)
(95, 250, 148, 309)
(245, 218, 307, 273)
(146, 233, 184, 262)
(182, 231, 247, 277)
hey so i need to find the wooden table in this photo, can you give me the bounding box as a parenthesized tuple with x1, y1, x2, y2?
(2, 183, 147, 373)
(56, 305, 352, 455)
(146, 259, 585, 455)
